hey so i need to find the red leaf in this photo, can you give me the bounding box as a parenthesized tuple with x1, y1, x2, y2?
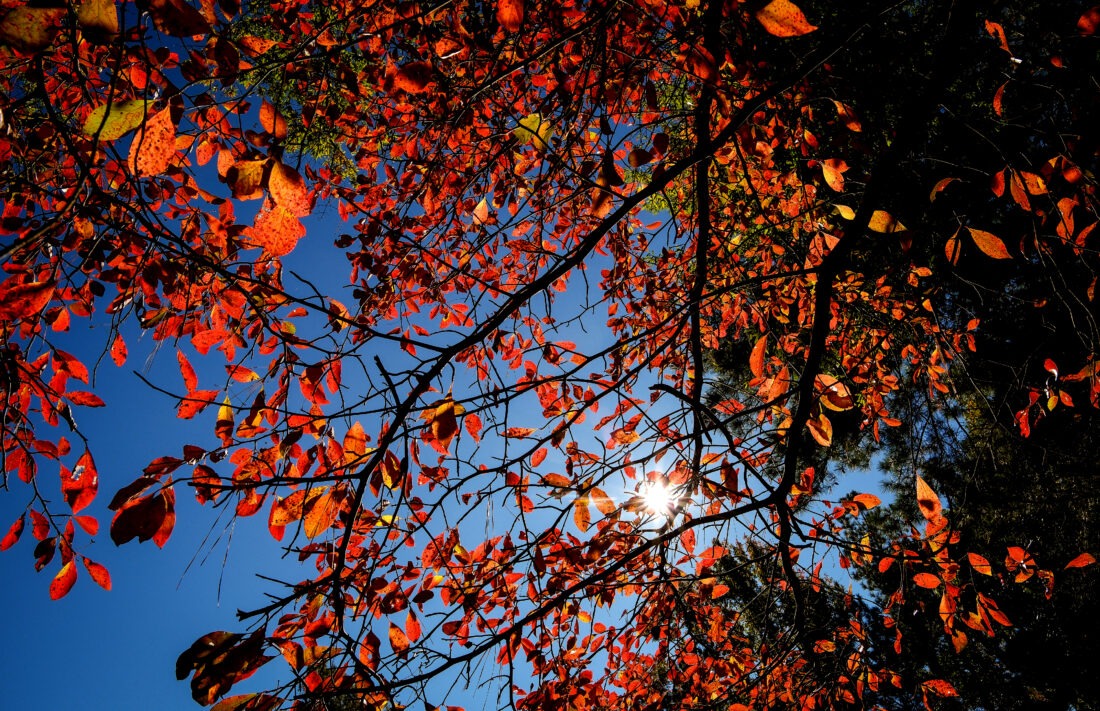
(1064, 552, 1095, 569)
(749, 335, 767, 378)
(178, 350, 199, 393)
(30, 509, 50, 540)
(61, 450, 98, 514)
(0, 514, 24, 551)
(177, 390, 219, 419)
(110, 334, 128, 366)
(393, 62, 433, 94)
(0, 279, 55, 320)
(111, 487, 175, 547)
(465, 413, 483, 442)
(496, 0, 524, 32)
(68, 391, 106, 407)
(82, 556, 112, 590)
(128, 108, 177, 177)
(146, 0, 211, 37)
(406, 610, 422, 642)
(755, 0, 817, 37)
(50, 559, 78, 600)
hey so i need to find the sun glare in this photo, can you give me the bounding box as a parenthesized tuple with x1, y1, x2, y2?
(640, 480, 675, 517)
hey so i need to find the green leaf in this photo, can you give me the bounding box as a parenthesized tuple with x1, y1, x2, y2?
(82, 100, 154, 141)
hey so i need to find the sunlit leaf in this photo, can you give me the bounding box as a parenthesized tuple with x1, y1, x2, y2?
(83, 100, 153, 141)
(915, 476, 943, 521)
(968, 227, 1011, 259)
(82, 556, 112, 590)
(496, 0, 524, 32)
(1064, 552, 1095, 569)
(128, 108, 177, 177)
(49, 559, 78, 600)
(755, 0, 817, 37)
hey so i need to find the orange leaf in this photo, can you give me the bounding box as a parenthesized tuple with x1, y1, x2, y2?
(496, 0, 524, 32)
(929, 177, 958, 202)
(915, 475, 943, 521)
(913, 572, 941, 589)
(388, 621, 410, 655)
(50, 559, 78, 599)
(922, 679, 959, 698)
(831, 100, 862, 132)
(259, 100, 287, 140)
(530, 447, 548, 467)
(944, 231, 961, 265)
(821, 158, 847, 192)
(82, 556, 112, 590)
(76, 0, 118, 43)
(128, 108, 176, 177)
(968, 227, 1011, 259)
(591, 487, 616, 516)
(868, 210, 906, 233)
(851, 493, 881, 510)
(755, 0, 817, 37)
(749, 335, 767, 378)
(1064, 552, 1096, 569)
(267, 162, 310, 216)
(428, 398, 463, 453)
(807, 413, 833, 446)
(573, 496, 591, 533)
(303, 488, 338, 539)
(542, 473, 571, 488)
(968, 552, 993, 575)
(344, 422, 368, 462)
(249, 202, 305, 257)
(406, 611, 422, 642)
(226, 159, 266, 200)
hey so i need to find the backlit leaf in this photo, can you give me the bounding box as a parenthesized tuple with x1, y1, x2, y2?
(968, 227, 1011, 259)
(515, 114, 553, 152)
(128, 108, 177, 177)
(389, 621, 410, 655)
(0, 6, 65, 53)
(83, 100, 153, 141)
(249, 202, 305, 257)
(821, 158, 847, 192)
(496, 0, 524, 32)
(77, 0, 118, 43)
(968, 552, 992, 575)
(226, 160, 266, 200)
(868, 210, 906, 233)
(82, 556, 112, 590)
(393, 62, 433, 94)
(259, 100, 287, 140)
(303, 488, 338, 539)
(50, 559, 78, 599)
(0, 514, 24, 551)
(915, 476, 943, 521)
(573, 496, 591, 533)
(1064, 552, 1095, 569)
(0, 279, 54, 320)
(267, 162, 310, 216)
(146, 0, 211, 37)
(913, 572, 941, 589)
(755, 0, 817, 37)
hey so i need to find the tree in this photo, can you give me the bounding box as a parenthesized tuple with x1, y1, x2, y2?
(1, 1, 1097, 710)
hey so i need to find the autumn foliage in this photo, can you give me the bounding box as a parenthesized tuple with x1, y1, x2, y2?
(1, 0, 1098, 709)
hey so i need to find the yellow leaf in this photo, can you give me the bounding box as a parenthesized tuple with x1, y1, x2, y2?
(868, 210, 906, 233)
(515, 113, 553, 152)
(821, 158, 847, 192)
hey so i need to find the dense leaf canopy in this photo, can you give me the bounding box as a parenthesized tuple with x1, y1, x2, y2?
(1, 0, 1097, 709)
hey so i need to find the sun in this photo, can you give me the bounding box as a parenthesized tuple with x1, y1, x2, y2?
(640, 480, 675, 517)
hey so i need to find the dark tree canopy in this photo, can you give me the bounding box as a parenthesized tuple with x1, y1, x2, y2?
(1, 0, 1097, 710)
